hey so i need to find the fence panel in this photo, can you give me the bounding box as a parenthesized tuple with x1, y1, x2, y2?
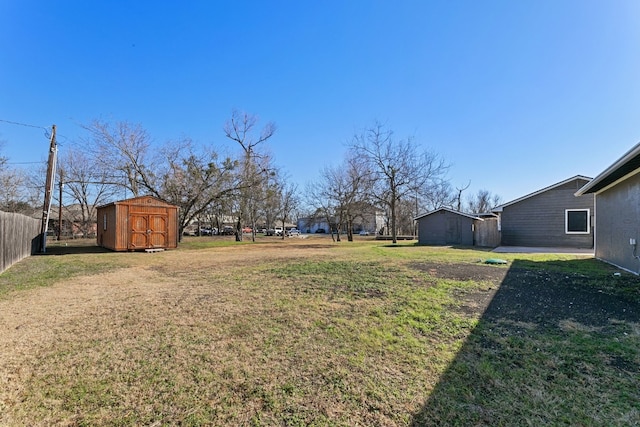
(474, 217, 501, 248)
(0, 211, 41, 274)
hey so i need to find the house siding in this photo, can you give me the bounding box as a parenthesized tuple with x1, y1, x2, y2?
(594, 172, 640, 273)
(500, 179, 594, 248)
(418, 210, 475, 245)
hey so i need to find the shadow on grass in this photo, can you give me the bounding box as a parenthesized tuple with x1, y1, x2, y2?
(382, 243, 495, 251)
(37, 240, 110, 255)
(411, 258, 640, 426)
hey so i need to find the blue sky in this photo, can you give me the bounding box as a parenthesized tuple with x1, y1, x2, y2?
(1, 1, 640, 204)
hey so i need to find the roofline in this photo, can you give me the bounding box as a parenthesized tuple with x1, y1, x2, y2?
(414, 207, 483, 221)
(575, 142, 640, 196)
(493, 175, 593, 212)
(96, 195, 175, 210)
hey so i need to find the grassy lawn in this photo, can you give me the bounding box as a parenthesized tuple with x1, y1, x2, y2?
(0, 237, 638, 426)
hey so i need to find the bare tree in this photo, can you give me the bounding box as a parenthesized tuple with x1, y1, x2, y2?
(422, 180, 457, 212)
(455, 181, 471, 212)
(466, 189, 502, 214)
(58, 148, 117, 237)
(0, 166, 31, 213)
(258, 175, 284, 232)
(81, 120, 154, 197)
(0, 146, 5, 169)
(224, 110, 276, 241)
(312, 156, 371, 242)
(0, 144, 35, 213)
(305, 177, 340, 242)
(351, 122, 450, 243)
(157, 139, 238, 237)
(277, 181, 299, 240)
(80, 120, 242, 238)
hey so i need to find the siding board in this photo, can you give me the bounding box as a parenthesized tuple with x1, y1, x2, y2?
(594, 172, 640, 273)
(417, 209, 476, 246)
(499, 178, 594, 248)
(96, 196, 178, 251)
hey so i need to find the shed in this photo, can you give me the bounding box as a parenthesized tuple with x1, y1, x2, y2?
(96, 196, 179, 251)
(415, 208, 481, 246)
(493, 175, 594, 248)
(576, 142, 640, 273)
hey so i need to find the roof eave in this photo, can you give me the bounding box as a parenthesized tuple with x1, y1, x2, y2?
(497, 175, 593, 209)
(414, 207, 483, 221)
(575, 142, 640, 196)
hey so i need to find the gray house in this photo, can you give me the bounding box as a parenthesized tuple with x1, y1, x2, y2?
(493, 175, 594, 248)
(576, 143, 640, 274)
(415, 208, 481, 246)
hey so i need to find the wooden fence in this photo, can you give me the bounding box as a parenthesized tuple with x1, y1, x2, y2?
(0, 211, 41, 274)
(474, 217, 501, 248)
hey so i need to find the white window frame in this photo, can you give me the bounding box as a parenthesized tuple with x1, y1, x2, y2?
(565, 209, 590, 234)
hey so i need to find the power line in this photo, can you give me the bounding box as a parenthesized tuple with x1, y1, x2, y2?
(7, 161, 46, 165)
(0, 118, 48, 131)
(0, 119, 67, 143)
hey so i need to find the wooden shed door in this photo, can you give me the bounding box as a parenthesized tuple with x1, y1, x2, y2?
(445, 218, 461, 244)
(129, 214, 168, 249)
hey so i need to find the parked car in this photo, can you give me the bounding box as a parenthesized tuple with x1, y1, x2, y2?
(359, 230, 370, 236)
(315, 228, 326, 233)
(265, 229, 276, 236)
(199, 227, 214, 236)
(287, 228, 301, 237)
(220, 226, 235, 235)
(183, 227, 197, 236)
(274, 227, 283, 236)
(242, 227, 252, 233)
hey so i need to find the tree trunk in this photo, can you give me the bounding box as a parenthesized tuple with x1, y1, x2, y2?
(391, 196, 397, 244)
(235, 217, 242, 242)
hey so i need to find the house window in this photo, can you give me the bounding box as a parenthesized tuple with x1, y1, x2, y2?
(565, 209, 590, 234)
(103, 214, 107, 231)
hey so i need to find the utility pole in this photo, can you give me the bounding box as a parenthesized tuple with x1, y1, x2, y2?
(40, 125, 57, 252)
(58, 168, 63, 241)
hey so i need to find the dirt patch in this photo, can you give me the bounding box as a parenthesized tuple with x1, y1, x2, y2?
(411, 261, 509, 283)
(410, 261, 506, 316)
(411, 260, 640, 328)
(485, 266, 640, 327)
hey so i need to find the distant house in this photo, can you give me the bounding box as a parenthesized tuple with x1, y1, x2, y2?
(493, 175, 594, 248)
(49, 204, 98, 238)
(576, 142, 640, 273)
(297, 216, 330, 234)
(96, 196, 179, 251)
(298, 206, 385, 234)
(415, 208, 482, 246)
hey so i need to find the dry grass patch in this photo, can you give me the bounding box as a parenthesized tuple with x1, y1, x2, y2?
(2, 240, 448, 425)
(0, 239, 638, 426)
